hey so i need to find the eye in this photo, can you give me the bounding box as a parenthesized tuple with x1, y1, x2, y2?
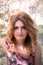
(13, 27, 18, 30)
(22, 26, 26, 29)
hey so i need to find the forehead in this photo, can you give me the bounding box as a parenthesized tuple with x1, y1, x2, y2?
(15, 20, 24, 26)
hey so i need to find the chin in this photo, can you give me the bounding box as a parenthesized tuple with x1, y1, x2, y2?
(16, 38, 25, 40)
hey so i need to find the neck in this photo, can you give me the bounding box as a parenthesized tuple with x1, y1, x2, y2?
(16, 40, 24, 47)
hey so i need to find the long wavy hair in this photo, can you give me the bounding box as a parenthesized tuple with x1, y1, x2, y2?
(7, 11, 38, 52)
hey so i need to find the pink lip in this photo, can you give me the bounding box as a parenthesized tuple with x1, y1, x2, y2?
(18, 35, 23, 37)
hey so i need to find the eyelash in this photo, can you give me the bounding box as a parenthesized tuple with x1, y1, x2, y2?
(22, 27, 26, 29)
(13, 26, 26, 30)
(13, 27, 18, 29)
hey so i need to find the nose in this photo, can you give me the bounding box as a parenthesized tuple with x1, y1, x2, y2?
(18, 28, 22, 34)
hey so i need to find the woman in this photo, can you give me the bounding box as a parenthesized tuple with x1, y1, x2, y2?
(0, 11, 41, 65)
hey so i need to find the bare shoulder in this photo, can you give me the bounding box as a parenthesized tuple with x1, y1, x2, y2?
(34, 41, 41, 65)
(35, 41, 41, 58)
(36, 41, 41, 47)
(0, 37, 6, 47)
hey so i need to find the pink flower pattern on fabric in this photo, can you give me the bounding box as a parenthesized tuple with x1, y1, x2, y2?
(6, 40, 35, 65)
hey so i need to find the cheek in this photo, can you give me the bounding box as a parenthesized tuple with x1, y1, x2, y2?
(23, 30, 27, 34)
(13, 31, 17, 37)
(13, 31, 17, 36)
(23, 31, 27, 37)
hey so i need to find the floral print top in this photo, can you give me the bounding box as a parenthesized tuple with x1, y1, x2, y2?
(6, 41, 35, 65)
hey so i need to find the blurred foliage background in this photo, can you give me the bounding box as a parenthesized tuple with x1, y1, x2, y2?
(0, 0, 43, 65)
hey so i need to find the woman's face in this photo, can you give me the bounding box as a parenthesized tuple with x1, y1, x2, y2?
(13, 20, 27, 42)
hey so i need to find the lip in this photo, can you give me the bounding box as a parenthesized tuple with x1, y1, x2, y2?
(17, 35, 24, 37)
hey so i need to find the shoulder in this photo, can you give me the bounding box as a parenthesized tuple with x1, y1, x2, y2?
(34, 41, 41, 65)
(0, 37, 10, 54)
(35, 41, 41, 58)
(35, 41, 41, 52)
(0, 38, 5, 45)
(36, 41, 41, 46)
(0, 37, 7, 47)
